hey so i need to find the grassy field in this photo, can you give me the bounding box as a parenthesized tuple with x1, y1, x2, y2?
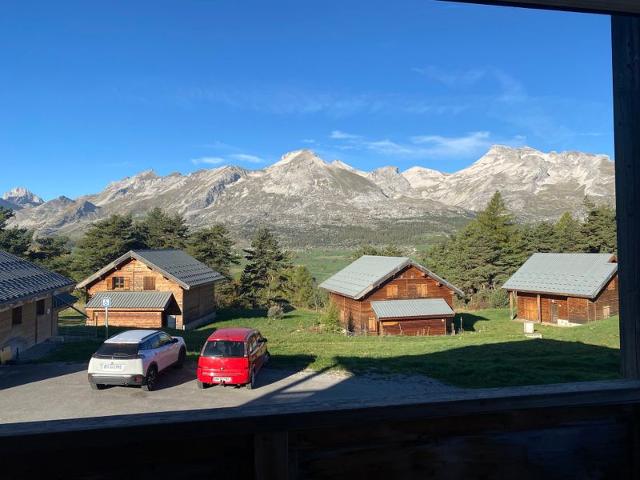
(46, 308, 621, 388)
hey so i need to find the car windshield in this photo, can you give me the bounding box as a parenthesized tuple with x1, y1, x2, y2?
(202, 340, 245, 358)
(95, 342, 139, 357)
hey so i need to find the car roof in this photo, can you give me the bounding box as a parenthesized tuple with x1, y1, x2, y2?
(207, 327, 256, 342)
(105, 329, 160, 344)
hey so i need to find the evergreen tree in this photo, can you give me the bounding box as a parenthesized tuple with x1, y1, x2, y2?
(239, 228, 290, 308)
(554, 212, 583, 252)
(187, 224, 238, 278)
(523, 222, 557, 254)
(579, 199, 617, 253)
(285, 265, 317, 309)
(72, 214, 144, 279)
(0, 206, 32, 257)
(29, 236, 73, 277)
(138, 207, 189, 249)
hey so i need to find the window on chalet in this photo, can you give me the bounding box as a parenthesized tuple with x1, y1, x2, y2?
(112, 277, 126, 289)
(11, 306, 22, 326)
(36, 299, 45, 315)
(417, 284, 428, 297)
(386, 285, 399, 298)
(143, 276, 156, 291)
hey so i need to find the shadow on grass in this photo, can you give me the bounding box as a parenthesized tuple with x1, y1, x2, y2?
(332, 339, 621, 388)
(455, 312, 492, 333)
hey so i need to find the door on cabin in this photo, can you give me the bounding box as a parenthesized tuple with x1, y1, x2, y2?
(551, 303, 559, 324)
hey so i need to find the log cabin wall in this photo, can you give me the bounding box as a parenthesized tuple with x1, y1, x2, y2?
(330, 265, 456, 334)
(182, 284, 216, 326)
(0, 295, 57, 360)
(86, 258, 185, 327)
(380, 316, 453, 336)
(593, 275, 619, 320)
(86, 309, 164, 329)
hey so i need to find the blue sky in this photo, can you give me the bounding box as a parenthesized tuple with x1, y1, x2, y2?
(0, 1, 613, 200)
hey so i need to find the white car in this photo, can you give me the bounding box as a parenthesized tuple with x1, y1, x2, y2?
(88, 330, 186, 391)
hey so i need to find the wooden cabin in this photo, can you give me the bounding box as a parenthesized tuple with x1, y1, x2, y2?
(320, 255, 463, 335)
(0, 250, 75, 363)
(502, 253, 619, 325)
(77, 249, 225, 330)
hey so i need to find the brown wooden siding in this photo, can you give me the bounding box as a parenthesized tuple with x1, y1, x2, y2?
(380, 317, 453, 336)
(87, 309, 163, 329)
(86, 257, 186, 327)
(512, 273, 618, 324)
(0, 295, 57, 361)
(181, 284, 216, 326)
(329, 265, 456, 336)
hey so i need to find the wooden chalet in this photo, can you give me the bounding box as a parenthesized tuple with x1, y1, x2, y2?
(320, 255, 463, 335)
(0, 250, 75, 363)
(503, 253, 619, 325)
(77, 249, 225, 330)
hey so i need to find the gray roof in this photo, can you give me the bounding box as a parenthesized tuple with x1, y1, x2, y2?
(371, 298, 455, 319)
(77, 249, 225, 290)
(105, 329, 160, 344)
(319, 255, 463, 299)
(53, 292, 78, 309)
(502, 253, 617, 299)
(86, 291, 173, 310)
(0, 250, 75, 310)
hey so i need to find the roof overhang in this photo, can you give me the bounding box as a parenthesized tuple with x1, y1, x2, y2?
(76, 250, 225, 291)
(0, 285, 75, 313)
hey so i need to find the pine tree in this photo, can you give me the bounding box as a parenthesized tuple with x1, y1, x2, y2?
(285, 265, 317, 309)
(239, 228, 290, 308)
(187, 224, 238, 278)
(0, 206, 32, 257)
(579, 199, 617, 253)
(554, 212, 583, 252)
(72, 214, 144, 279)
(28, 236, 73, 276)
(138, 207, 189, 249)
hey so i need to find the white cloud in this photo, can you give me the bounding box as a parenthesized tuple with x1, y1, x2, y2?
(229, 153, 263, 164)
(328, 130, 526, 160)
(191, 156, 226, 165)
(330, 130, 361, 140)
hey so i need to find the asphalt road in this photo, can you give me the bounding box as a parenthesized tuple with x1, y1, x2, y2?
(0, 361, 459, 425)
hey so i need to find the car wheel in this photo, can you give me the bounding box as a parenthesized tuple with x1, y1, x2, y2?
(90, 382, 106, 390)
(264, 351, 271, 364)
(245, 369, 256, 390)
(175, 347, 186, 368)
(142, 365, 158, 391)
(197, 380, 210, 390)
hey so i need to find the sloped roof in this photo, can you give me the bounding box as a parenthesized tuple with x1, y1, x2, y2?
(86, 291, 173, 310)
(0, 250, 75, 310)
(319, 255, 463, 299)
(77, 249, 225, 290)
(502, 253, 617, 299)
(371, 298, 455, 319)
(53, 292, 78, 309)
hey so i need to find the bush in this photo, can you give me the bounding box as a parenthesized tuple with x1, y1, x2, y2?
(320, 301, 341, 332)
(465, 287, 510, 310)
(267, 304, 284, 319)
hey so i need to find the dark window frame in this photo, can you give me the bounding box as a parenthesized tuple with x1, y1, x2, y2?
(112, 277, 126, 289)
(11, 306, 22, 326)
(36, 299, 45, 316)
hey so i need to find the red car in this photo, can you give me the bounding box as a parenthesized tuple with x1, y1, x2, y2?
(196, 328, 269, 389)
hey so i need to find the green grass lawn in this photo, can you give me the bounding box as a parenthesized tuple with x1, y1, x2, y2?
(43, 308, 621, 389)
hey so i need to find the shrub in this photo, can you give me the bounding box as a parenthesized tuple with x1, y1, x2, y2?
(267, 304, 284, 319)
(320, 301, 341, 332)
(465, 287, 510, 309)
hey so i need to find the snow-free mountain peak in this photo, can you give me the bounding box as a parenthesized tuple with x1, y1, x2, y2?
(2, 187, 44, 208)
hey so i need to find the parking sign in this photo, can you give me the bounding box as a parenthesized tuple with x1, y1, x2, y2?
(102, 297, 111, 308)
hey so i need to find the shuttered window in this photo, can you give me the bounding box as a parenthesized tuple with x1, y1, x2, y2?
(112, 277, 126, 289)
(143, 276, 156, 291)
(417, 284, 429, 297)
(12, 306, 22, 326)
(36, 299, 45, 315)
(386, 285, 399, 298)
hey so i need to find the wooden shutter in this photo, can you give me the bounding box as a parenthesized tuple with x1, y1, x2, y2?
(143, 277, 156, 291)
(417, 284, 428, 297)
(386, 285, 399, 298)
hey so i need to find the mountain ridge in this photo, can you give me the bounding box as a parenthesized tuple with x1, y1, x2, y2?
(5, 146, 615, 247)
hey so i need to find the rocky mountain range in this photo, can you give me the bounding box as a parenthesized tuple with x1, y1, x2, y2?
(4, 146, 615, 247)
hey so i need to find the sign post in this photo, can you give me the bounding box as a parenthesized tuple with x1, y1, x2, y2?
(102, 297, 111, 340)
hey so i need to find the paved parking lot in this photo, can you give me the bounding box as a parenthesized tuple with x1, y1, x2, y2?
(0, 361, 460, 425)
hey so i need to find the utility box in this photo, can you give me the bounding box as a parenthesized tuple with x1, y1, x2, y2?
(524, 321, 535, 334)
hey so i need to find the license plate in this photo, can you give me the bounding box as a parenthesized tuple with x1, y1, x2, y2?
(102, 363, 124, 371)
(213, 376, 231, 382)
